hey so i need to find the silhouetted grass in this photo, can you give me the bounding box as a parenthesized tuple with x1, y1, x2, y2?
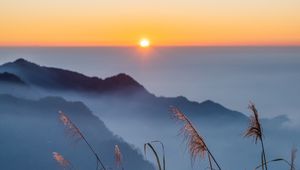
(144, 141, 166, 170)
(291, 146, 297, 170)
(170, 106, 221, 170)
(59, 111, 106, 170)
(254, 147, 297, 170)
(244, 103, 267, 170)
(52, 103, 297, 170)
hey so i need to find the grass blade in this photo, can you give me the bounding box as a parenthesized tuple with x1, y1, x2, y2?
(144, 142, 163, 170)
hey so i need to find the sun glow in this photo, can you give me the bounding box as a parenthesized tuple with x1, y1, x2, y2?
(139, 39, 150, 48)
(1, 0, 300, 46)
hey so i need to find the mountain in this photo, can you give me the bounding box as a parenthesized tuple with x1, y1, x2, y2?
(0, 72, 26, 85)
(0, 58, 297, 170)
(0, 94, 154, 170)
(0, 58, 247, 122)
(0, 58, 252, 170)
(0, 72, 32, 98)
(0, 58, 146, 95)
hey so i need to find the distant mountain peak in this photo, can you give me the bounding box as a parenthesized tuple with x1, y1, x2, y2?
(113, 73, 133, 79)
(201, 100, 218, 105)
(104, 73, 143, 88)
(13, 58, 36, 66)
(105, 73, 135, 81)
(0, 59, 147, 95)
(14, 58, 27, 63)
(2, 58, 40, 70)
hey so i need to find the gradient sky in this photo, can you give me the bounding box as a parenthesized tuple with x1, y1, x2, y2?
(0, 0, 300, 46)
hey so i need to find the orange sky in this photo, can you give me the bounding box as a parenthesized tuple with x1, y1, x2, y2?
(0, 0, 300, 46)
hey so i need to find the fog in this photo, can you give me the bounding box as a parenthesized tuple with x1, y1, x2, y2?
(0, 52, 299, 170)
(1, 46, 300, 126)
(8, 85, 298, 170)
(0, 93, 154, 170)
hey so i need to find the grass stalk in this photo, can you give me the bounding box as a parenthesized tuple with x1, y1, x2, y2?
(144, 141, 166, 170)
(170, 106, 221, 170)
(244, 103, 267, 170)
(114, 145, 124, 170)
(59, 111, 106, 170)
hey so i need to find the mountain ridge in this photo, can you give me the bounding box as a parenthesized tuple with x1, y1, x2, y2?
(0, 58, 249, 121)
(0, 93, 154, 170)
(0, 58, 297, 170)
(0, 72, 27, 85)
(0, 58, 146, 94)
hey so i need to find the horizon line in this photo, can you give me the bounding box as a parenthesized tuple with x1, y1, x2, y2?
(1, 44, 300, 48)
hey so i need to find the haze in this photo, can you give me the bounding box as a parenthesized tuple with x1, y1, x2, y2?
(1, 46, 300, 126)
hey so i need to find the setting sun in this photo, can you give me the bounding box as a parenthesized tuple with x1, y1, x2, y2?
(139, 39, 150, 48)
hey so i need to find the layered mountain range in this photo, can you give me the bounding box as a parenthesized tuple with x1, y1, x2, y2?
(0, 58, 298, 170)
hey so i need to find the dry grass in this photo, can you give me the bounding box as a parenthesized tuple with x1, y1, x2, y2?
(170, 107, 206, 159)
(52, 152, 71, 170)
(114, 145, 124, 170)
(170, 106, 221, 170)
(52, 103, 296, 170)
(59, 111, 82, 141)
(58, 111, 106, 170)
(144, 141, 166, 170)
(244, 103, 267, 170)
(291, 147, 297, 170)
(255, 147, 297, 170)
(244, 102, 263, 143)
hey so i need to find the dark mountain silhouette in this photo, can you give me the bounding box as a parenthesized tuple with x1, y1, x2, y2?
(0, 94, 154, 170)
(0, 72, 27, 85)
(0, 58, 247, 122)
(0, 58, 146, 95)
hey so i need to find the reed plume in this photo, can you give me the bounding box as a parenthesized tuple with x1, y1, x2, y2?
(52, 152, 70, 169)
(170, 106, 221, 170)
(244, 103, 263, 143)
(58, 111, 106, 170)
(114, 145, 124, 170)
(244, 102, 267, 170)
(59, 111, 82, 141)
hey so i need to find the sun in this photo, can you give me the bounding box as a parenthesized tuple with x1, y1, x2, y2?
(139, 39, 150, 48)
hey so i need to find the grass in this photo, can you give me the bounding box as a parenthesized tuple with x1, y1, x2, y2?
(52, 152, 72, 170)
(59, 111, 106, 170)
(53, 103, 297, 170)
(114, 144, 124, 170)
(144, 141, 166, 170)
(291, 147, 297, 170)
(244, 103, 267, 170)
(170, 106, 221, 170)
